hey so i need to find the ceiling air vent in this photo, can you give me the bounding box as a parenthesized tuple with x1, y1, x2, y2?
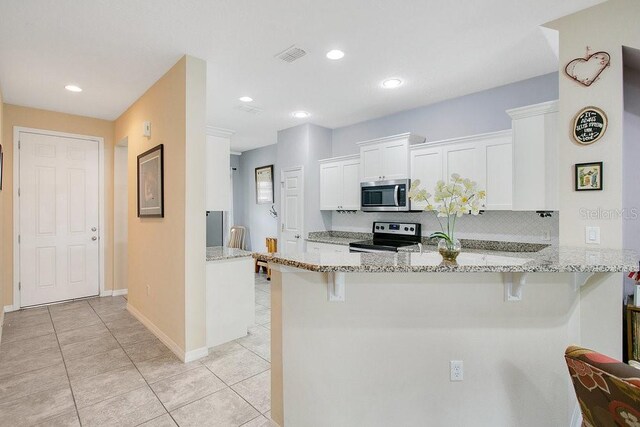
(235, 104, 264, 114)
(275, 45, 307, 63)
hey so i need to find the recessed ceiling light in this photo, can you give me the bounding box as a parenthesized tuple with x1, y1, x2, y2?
(326, 49, 345, 60)
(65, 84, 82, 92)
(292, 110, 310, 119)
(381, 78, 403, 89)
(239, 96, 253, 103)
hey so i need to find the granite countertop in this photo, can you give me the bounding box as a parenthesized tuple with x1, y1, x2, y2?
(306, 231, 371, 246)
(306, 231, 550, 253)
(206, 246, 254, 262)
(254, 245, 639, 273)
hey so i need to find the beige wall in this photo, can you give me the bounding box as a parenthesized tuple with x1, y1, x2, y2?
(115, 55, 207, 355)
(1, 104, 116, 307)
(548, 0, 640, 248)
(0, 85, 5, 330)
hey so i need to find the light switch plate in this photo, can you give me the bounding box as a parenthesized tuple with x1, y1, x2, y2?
(585, 226, 600, 244)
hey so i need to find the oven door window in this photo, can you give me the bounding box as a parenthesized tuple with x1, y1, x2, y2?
(362, 185, 397, 206)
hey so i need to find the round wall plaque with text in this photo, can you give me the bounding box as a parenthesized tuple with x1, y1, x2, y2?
(572, 106, 608, 145)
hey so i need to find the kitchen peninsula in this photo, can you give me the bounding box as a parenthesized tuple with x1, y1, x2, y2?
(258, 246, 638, 427)
(206, 247, 254, 348)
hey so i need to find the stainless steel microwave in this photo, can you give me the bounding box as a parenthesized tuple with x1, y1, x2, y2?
(360, 179, 410, 212)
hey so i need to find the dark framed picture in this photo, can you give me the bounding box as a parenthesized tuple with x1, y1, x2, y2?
(255, 165, 274, 204)
(575, 162, 603, 191)
(0, 144, 3, 191)
(137, 144, 164, 217)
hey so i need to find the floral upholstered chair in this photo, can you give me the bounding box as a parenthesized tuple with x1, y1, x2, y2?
(565, 345, 640, 426)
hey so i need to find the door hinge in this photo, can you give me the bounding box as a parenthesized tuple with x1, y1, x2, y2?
(18, 188, 20, 197)
(18, 282, 21, 290)
(18, 234, 20, 244)
(18, 140, 21, 149)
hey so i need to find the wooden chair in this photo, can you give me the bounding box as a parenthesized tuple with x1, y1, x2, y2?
(256, 237, 277, 280)
(565, 345, 640, 426)
(227, 226, 246, 249)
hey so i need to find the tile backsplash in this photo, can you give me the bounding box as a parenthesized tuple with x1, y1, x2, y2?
(330, 211, 559, 245)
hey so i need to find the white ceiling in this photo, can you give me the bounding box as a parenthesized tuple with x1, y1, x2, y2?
(0, 0, 604, 152)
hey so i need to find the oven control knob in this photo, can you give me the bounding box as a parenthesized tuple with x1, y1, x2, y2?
(410, 227, 415, 231)
(404, 227, 409, 231)
(375, 226, 380, 230)
(380, 226, 385, 230)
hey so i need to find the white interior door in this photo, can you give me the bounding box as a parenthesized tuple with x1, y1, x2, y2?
(280, 167, 304, 254)
(19, 131, 100, 307)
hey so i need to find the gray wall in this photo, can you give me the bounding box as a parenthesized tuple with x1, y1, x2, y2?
(236, 145, 278, 251)
(331, 72, 559, 156)
(276, 124, 332, 239)
(623, 59, 640, 296)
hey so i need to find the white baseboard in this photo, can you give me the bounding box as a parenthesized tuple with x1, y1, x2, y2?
(126, 303, 208, 363)
(3, 305, 15, 313)
(112, 289, 128, 297)
(100, 290, 113, 297)
(184, 346, 209, 363)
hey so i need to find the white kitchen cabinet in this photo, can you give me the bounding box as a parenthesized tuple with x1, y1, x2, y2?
(306, 241, 350, 253)
(205, 128, 232, 211)
(319, 155, 360, 210)
(480, 133, 513, 210)
(410, 146, 442, 210)
(409, 130, 513, 211)
(443, 141, 482, 186)
(507, 101, 559, 211)
(357, 133, 425, 182)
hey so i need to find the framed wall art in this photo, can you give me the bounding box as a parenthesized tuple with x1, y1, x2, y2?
(573, 106, 608, 145)
(575, 162, 603, 191)
(255, 165, 274, 204)
(137, 144, 164, 217)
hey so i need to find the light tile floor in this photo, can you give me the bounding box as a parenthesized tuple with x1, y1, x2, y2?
(0, 273, 275, 427)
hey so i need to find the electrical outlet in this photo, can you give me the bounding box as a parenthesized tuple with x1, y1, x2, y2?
(450, 360, 463, 381)
(585, 226, 601, 244)
(146, 284, 151, 296)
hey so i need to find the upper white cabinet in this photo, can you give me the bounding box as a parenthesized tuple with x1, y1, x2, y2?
(205, 128, 232, 211)
(358, 133, 425, 182)
(319, 155, 360, 210)
(479, 133, 513, 210)
(507, 101, 559, 211)
(409, 146, 442, 210)
(410, 130, 513, 211)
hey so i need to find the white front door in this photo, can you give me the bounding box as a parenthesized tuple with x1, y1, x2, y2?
(280, 167, 304, 254)
(19, 131, 100, 307)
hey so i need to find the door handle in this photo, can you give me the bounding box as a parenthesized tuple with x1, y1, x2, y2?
(295, 234, 300, 239)
(92, 236, 98, 241)
(91, 227, 97, 232)
(394, 185, 399, 206)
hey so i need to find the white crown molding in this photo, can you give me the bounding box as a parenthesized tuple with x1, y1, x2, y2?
(410, 129, 512, 150)
(355, 132, 426, 147)
(506, 100, 559, 120)
(231, 151, 242, 156)
(206, 126, 235, 138)
(318, 153, 360, 164)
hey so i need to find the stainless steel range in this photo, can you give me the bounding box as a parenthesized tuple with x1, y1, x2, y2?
(349, 221, 422, 253)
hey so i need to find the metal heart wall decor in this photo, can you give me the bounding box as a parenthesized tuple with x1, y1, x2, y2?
(564, 50, 611, 87)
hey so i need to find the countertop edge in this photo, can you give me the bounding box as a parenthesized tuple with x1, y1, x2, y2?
(253, 253, 638, 274)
